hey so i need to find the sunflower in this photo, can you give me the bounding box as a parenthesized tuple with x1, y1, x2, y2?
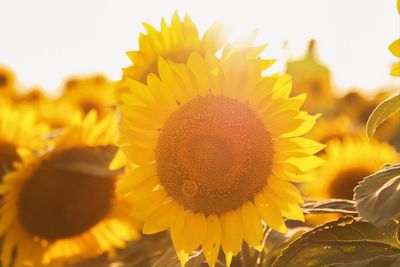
(333, 90, 369, 121)
(118, 42, 323, 267)
(0, 65, 17, 98)
(307, 115, 359, 145)
(0, 112, 140, 267)
(61, 75, 115, 119)
(14, 87, 48, 105)
(0, 103, 48, 179)
(122, 12, 228, 84)
(303, 137, 399, 201)
(36, 98, 82, 130)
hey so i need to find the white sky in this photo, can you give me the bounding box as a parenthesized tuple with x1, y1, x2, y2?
(0, 0, 399, 95)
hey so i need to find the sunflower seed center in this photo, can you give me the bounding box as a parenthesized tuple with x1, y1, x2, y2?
(17, 147, 115, 240)
(156, 95, 273, 215)
(329, 167, 371, 199)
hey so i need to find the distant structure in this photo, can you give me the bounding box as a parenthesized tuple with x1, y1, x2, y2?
(286, 40, 334, 114)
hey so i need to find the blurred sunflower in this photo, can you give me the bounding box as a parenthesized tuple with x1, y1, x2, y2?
(0, 65, 17, 98)
(122, 12, 228, 84)
(304, 137, 399, 201)
(118, 43, 323, 267)
(61, 75, 115, 119)
(14, 87, 48, 106)
(0, 112, 140, 267)
(334, 90, 369, 121)
(36, 98, 82, 130)
(0, 103, 48, 178)
(307, 115, 359, 145)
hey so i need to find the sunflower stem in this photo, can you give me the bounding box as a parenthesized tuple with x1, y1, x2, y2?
(241, 243, 253, 267)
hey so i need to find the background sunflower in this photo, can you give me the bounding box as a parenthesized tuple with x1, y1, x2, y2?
(0, 112, 140, 267)
(302, 137, 399, 224)
(0, 103, 49, 179)
(122, 12, 228, 84)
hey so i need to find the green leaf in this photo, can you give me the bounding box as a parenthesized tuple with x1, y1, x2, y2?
(354, 164, 400, 226)
(264, 227, 311, 267)
(302, 199, 357, 215)
(366, 94, 400, 138)
(328, 253, 400, 267)
(272, 216, 400, 267)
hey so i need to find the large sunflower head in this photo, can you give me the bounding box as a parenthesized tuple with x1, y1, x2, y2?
(0, 103, 49, 179)
(122, 12, 228, 84)
(303, 137, 399, 201)
(118, 41, 323, 267)
(0, 65, 17, 98)
(0, 112, 140, 267)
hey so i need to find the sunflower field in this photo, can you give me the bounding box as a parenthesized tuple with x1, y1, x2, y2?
(0, 1, 399, 267)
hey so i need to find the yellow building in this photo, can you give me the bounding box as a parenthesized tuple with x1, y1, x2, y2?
(286, 40, 334, 114)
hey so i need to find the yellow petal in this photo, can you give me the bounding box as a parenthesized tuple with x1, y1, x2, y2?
(158, 57, 192, 104)
(220, 211, 243, 267)
(169, 63, 198, 98)
(182, 211, 207, 252)
(187, 52, 210, 96)
(171, 206, 189, 267)
(120, 144, 155, 166)
(275, 137, 325, 155)
(239, 202, 263, 251)
(397, 0, 400, 15)
(272, 74, 292, 98)
(130, 190, 167, 220)
(146, 73, 177, 110)
(389, 39, 400, 57)
(261, 59, 276, 70)
(254, 194, 287, 233)
(267, 178, 304, 204)
(202, 214, 221, 267)
(117, 164, 157, 194)
(268, 192, 305, 222)
(391, 62, 400, 77)
(202, 21, 229, 52)
(126, 77, 155, 107)
(266, 117, 304, 136)
(143, 201, 180, 234)
(282, 113, 320, 137)
(272, 168, 314, 183)
(109, 148, 127, 170)
(285, 155, 324, 172)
